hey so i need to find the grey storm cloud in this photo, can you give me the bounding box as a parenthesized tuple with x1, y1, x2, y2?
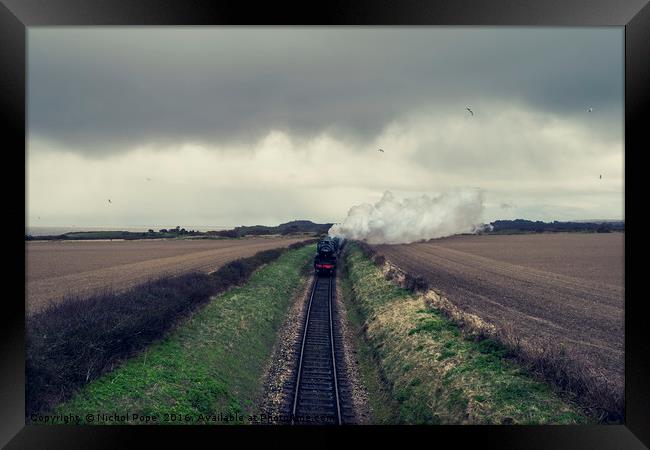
(28, 27, 622, 155)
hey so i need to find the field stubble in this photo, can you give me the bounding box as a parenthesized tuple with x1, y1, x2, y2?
(26, 236, 308, 313)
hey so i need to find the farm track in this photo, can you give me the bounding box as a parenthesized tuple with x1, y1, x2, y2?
(279, 275, 354, 425)
(373, 233, 624, 404)
(26, 237, 308, 313)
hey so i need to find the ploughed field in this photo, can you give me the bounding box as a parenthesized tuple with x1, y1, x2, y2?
(373, 233, 624, 410)
(26, 236, 308, 313)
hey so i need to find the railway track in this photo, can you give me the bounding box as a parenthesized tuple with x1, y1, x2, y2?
(282, 274, 354, 425)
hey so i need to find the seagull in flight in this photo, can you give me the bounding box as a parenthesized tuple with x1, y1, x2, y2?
(378, 148, 384, 153)
(108, 199, 112, 204)
(466, 106, 474, 116)
(599, 174, 602, 179)
(588, 107, 593, 113)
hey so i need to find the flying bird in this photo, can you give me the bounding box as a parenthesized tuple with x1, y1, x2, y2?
(146, 177, 152, 181)
(378, 148, 384, 153)
(466, 106, 474, 116)
(108, 199, 112, 204)
(588, 108, 593, 113)
(599, 174, 602, 179)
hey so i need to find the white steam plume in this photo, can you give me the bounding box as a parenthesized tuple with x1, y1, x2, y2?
(328, 189, 491, 245)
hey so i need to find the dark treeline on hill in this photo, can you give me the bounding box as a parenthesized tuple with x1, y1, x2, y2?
(207, 220, 332, 238)
(486, 219, 625, 234)
(25, 226, 201, 241)
(25, 220, 332, 241)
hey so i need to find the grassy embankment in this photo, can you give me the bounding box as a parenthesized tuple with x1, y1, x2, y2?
(43, 244, 315, 424)
(341, 244, 589, 425)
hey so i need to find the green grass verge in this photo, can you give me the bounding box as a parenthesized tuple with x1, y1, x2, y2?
(343, 244, 589, 425)
(52, 244, 315, 425)
(339, 263, 400, 424)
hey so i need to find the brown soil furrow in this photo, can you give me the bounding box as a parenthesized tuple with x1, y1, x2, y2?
(26, 237, 308, 313)
(385, 244, 623, 335)
(409, 243, 622, 303)
(428, 233, 624, 287)
(27, 238, 280, 281)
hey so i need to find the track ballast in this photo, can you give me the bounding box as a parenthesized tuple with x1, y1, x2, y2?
(281, 274, 354, 425)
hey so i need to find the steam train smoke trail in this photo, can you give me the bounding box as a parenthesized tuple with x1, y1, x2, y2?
(329, 189, 491, 245)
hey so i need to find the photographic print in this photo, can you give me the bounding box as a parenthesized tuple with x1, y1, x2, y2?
(25, 26, 624, 427)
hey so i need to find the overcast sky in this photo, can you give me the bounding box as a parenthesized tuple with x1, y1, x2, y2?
(27, 27, 624, 228)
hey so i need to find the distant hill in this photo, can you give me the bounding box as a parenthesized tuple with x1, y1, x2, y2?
(26, 221, 333, 241)
(207, 220, 333, 238)
(25, 227, 203, 241)
(486, 219, 624, 234)
(570, 219, 625, 224)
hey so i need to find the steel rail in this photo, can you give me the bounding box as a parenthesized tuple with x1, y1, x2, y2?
(290, 275, 342, 425)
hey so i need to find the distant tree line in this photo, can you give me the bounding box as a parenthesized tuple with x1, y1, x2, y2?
(26, 220, 332, 241)
(487, 219, 624, 234)
(156, 226, 201, 236)
(206, 220, 332, 238)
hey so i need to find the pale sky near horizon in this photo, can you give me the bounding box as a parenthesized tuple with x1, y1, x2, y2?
(27, 27, 624, 228)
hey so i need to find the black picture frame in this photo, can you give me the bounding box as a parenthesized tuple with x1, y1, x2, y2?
(2, 0, 648, 448)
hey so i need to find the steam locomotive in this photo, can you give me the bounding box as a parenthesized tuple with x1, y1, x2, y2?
(314, 236, 342, 276)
